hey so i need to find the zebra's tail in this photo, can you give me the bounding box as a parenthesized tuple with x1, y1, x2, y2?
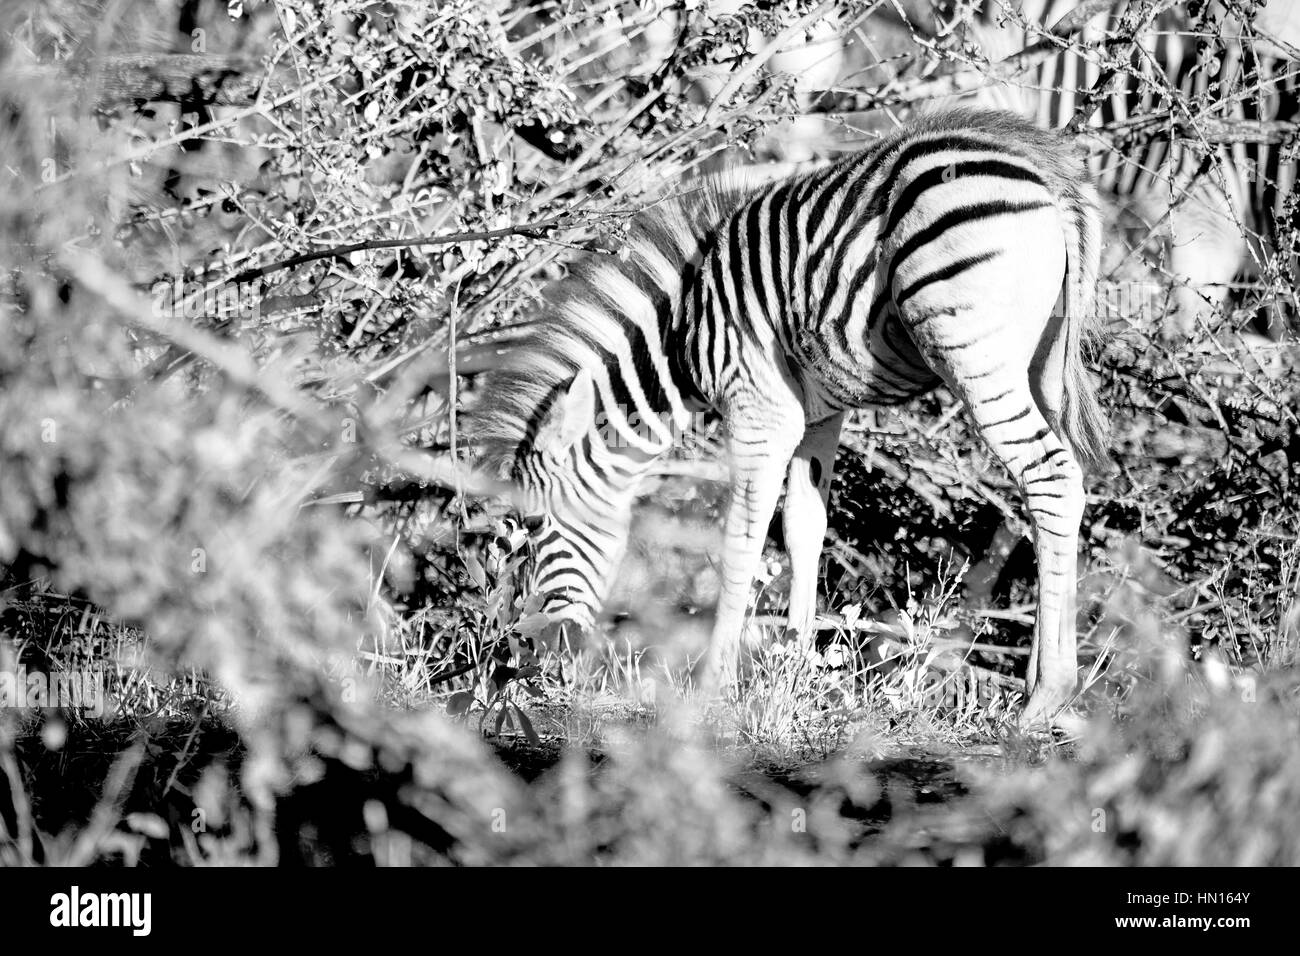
(1058, 186, 1108, 468)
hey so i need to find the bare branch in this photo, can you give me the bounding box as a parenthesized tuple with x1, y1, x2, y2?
(11, 54, 290, 108)
(229, 214, 579, 284)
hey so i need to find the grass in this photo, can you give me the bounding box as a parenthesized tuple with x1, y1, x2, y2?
(5, 483, 1299, 868)
(3, 561, 1300, 866)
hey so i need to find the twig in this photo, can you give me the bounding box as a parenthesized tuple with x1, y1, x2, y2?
(702, 0, 841, 125)
(0, 740, 35, 865)
(229, 214, 577, 284)
(11, 53, 289, 108)
(38, 51, 374, 187)
(60, 250, 318, 423)
(64, 742, 146, 866)
(429, 660, 479, 687)
(1067, 0, 1180, 132)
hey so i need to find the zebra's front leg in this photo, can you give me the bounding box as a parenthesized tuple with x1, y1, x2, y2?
(706, 415, 806, 686)
(783, 413, 844, 644)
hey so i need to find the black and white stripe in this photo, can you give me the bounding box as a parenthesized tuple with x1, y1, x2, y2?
(473, 108, 1104, 723)
(958, 0, 1298, 330)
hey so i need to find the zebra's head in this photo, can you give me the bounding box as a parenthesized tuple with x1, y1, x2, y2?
(512, 368, 638, 632)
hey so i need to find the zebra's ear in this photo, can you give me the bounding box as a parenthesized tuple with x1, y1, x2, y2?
(534, 368, 595, 456)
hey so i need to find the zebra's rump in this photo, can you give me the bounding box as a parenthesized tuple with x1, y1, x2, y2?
(701, 109, 1096, 418)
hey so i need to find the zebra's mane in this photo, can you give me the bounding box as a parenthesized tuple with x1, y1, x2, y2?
(469, 171, 765, 479)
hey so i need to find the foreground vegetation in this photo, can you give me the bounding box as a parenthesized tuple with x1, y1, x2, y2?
(5, 589, 1298, 865)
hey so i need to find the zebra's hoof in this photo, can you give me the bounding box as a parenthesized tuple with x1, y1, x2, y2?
(1018, 683, 1076, 731)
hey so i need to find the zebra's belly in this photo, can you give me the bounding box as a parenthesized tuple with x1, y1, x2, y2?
(790, 308, 941, 415)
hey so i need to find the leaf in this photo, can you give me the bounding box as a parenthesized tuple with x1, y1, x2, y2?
(513, 704, 540, 745)
(464, 553, 487, 592)
(515, 611, 550, 638)
(446, 691, 474, 717)
(537, 619, 569, 652)
(493, 703, 512, 737)
(490, 664, 517, 692)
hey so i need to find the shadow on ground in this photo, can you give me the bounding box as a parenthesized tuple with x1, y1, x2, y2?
(3, 711, 1033, 866)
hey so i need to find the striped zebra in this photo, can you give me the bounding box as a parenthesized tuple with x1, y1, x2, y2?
(947, 0, 1299, 334)
(472, 108, 1104, 725)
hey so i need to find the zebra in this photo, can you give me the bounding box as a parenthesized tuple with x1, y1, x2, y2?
(944, 0, 1299, 335)
(472, 108, 1104, 725)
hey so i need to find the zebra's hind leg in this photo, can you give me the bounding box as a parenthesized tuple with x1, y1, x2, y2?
(962, 378, 1085, 726)
(705, 409, 806, 688)
(782, 413, 844, 645)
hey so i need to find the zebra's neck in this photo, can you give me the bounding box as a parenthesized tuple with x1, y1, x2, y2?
(468, 176, 757, 485)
